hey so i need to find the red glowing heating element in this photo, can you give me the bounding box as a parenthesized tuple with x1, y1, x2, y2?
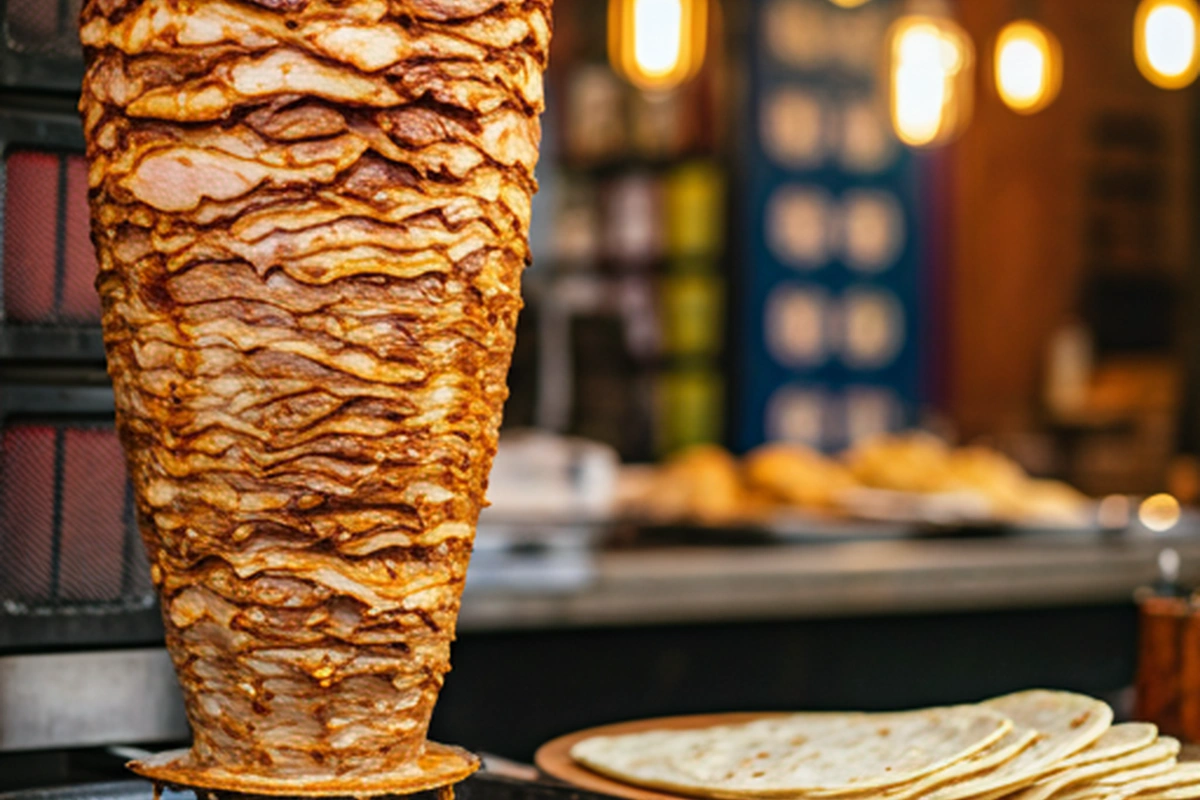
(63, 156, 101, 320)
(2, 151, 101, 324)
(0, 425, 129, 605)
(58, 428, 127, 601)
(0, 425, 56, 600)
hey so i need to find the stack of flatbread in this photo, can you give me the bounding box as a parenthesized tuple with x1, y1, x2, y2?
(569, 691, 1200, 800)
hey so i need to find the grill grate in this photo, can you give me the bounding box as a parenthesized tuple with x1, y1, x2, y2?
(0, 421, 154, 615)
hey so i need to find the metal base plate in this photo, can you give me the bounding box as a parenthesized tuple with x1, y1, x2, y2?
(129, 744, 479, 798)
(0, 772, 615, 800)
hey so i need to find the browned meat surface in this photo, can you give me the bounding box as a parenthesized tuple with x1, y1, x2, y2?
(78, 0, 552, 794)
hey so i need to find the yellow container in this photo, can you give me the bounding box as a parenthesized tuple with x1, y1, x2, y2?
(665, 161, 726, 258)
(662, 272, 724, 356)
(658, 368, 724, 455)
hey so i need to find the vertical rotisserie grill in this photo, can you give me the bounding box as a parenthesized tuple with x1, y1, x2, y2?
(77, 0, 553, 793)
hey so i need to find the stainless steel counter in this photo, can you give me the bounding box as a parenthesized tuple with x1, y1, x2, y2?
(459, 532, 1200, 630)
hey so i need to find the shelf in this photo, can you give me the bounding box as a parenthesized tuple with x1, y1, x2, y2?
(0, 324, 106, 363)
(0, 607, 163, 657)
(0, 382, 113, 417)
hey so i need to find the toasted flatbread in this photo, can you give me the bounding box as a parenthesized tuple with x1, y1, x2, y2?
(919, 690, 1113, 800)
(1004, 737, 1179, 800)
(570, 705, 1012, 797)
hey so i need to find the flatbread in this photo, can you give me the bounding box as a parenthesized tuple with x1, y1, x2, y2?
(920, 690, 1113, 800)
(1056, 723, 1160, 770)
(1104, 762, 1200, 799)
(1051, 748, 1185, 800)
(997, 723, 1161, 800)
(569, 705, 1013, 797)
(1094, 759, 1179, 787)
(1005, 738, 1179, 800)
(804, 727, 1038, 800)
(1126, 785, 1200, 799)
(1134, 783, 1200, 800)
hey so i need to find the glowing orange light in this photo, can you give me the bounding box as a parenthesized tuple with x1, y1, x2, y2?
(887, 12, 974, 147)
(994, 20, 1063, 114)
(1139, 493, 1182, 532)
(1135, 0, 1200, 89)
(609, 0, 709, 92)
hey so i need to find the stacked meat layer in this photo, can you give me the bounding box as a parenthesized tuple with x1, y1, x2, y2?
(78, 0, 551, 790)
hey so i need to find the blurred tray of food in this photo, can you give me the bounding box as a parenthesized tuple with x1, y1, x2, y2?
(617, 432, 1099, 538)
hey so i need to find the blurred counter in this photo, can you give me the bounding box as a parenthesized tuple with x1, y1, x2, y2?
(439, 532, 1177, 759)
(459, 533, 1200, 631)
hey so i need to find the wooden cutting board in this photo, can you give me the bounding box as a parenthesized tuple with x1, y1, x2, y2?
(534, 713, 787, 800)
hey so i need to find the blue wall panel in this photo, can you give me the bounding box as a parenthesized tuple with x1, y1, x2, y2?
(736, 0, 927, 452)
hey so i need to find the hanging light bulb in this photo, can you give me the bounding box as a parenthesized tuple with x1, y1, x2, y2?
(608, 0, 709, 92)
(1135, 0, 1200, 89)
(828, 0, 874, 7)
(994, 20, 1063, 114)
(887, 2, 975, 147)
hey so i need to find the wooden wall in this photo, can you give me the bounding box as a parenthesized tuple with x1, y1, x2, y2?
(947, 0, 1195, 439)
